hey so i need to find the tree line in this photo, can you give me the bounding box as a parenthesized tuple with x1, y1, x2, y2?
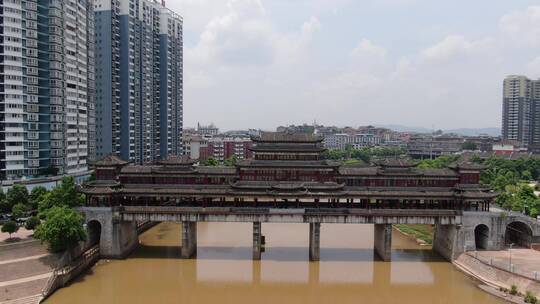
(321, 146, 407, 163)
(0, 176, 87, 252)
(472, 155, 540, 218)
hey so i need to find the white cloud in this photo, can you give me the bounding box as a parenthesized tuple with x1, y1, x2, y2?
(188, 0, 274, 67)
(527, 57, 540, 79)
(500, 6, 540, 46)
(351, 39, 387, 60)
(301, 16, 322, 38)
(176, 1, 540, 130)
(421, 35, 476, 61)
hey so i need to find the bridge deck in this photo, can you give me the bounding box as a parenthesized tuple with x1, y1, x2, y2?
(120, 206, 462, 225)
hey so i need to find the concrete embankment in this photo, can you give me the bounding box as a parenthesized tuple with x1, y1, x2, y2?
(454, 253, 540, 300)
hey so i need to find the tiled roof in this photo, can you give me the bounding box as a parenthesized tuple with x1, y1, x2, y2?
(231, 181, 345, 191)
(250, 144, 325, 152)
(158, 155, 198, 166)
(237, 160, 339, 168)
(196, 166, 237, 174)
(121, 165, 153, 174)
(94, 154, 129, 166)
(376, 158, 416, 167)
(339, 166, 457, 177)
(252, 132, 323, 143)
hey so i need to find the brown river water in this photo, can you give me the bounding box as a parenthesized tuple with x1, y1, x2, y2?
(47, 222, 503, 304)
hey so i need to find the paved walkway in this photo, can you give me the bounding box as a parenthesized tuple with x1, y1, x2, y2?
(476, 249, 540, 278)
(0, 295, 42, 304)
(0, 254, 49, 266)
(0, 273, 52, 288)
(0, 228, 34, 243)
(0, 239, 57, 303)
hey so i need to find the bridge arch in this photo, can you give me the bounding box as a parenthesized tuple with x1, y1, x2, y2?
(86, 220, 102, 247)
(474, 224, 489, 250)
(505, 221, 533, 248)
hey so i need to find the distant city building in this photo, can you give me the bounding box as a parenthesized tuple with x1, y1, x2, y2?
(197, 123, 219, 136)
(222, 129, 261, 137)
(502, 75, 540, 152)
(407, 136, 465, 159)
(492, 141, 527, 155)
(94, 0, 183, 164)
(276, 124, 315, 134)
(199, 137, 253, 162)
(182, 134, 208, 160)
(324, 133, 381, 150)
(463, 136, 495, 152)
(0, 0, 95, 179)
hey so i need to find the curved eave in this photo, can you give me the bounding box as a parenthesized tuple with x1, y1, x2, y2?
(249, 147, 326, 153)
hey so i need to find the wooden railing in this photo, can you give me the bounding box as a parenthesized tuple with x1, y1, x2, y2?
(121, 206, 461, 217)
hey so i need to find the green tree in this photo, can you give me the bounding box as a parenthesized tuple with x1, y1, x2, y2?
(0, 187, 9, 214)
(38, 176, 84, 214)
(343, 159, 363, 166)
(417, 155, 460, 169)
(29, 187, 48, 210)
(522, 170, 533, 181)
(201, 157, 219, 166)
(223, 155, 237, 167)
(6, 184, 29, 207)
(34, 206, 86, 252)
(321, 149, 345, 160)
(11, 203, 27, 219)
(1, 220, 19, 239)
(25, 216, 40, 231)
(0, 187, 6, 203)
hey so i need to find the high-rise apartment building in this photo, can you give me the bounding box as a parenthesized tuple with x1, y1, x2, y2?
(502, 75, 540, 151)
(0, 0, 94, 179)
(94, 0, 183, 164)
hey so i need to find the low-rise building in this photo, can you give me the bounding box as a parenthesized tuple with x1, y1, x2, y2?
(197, 123, 219, 136)
(199, 137, 253, 162)
(324, 133, 381, 150)
(182, 135, 209, 160)
(407, 136, 465, 159)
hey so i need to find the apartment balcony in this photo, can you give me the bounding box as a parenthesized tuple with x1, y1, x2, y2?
(5, 154, 24, 161)
(5, 162, 24, 170)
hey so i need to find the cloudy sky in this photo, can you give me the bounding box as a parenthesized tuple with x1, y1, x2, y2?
(167, 0, 540, 131)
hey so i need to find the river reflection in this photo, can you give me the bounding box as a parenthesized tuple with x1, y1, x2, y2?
(47, 222, 503, 304)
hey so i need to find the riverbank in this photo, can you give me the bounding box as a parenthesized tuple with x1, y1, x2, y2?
(454, 252, 540, 303)
(393, 224, 433, 245)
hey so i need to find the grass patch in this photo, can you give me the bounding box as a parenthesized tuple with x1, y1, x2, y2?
(394, 224, 434, 245)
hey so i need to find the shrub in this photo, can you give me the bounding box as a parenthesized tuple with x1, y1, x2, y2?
(25, 216, 40, 231)
(525, 291, 538, 304)
(1, 220, 19, 239)
(510, 284, 518, 295)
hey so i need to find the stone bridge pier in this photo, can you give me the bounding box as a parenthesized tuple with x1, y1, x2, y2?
(80, 207, 139, 258)
(181, 222, 197, 258)
(374, 224, 392, 261)
(433, 211, 540, 261)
